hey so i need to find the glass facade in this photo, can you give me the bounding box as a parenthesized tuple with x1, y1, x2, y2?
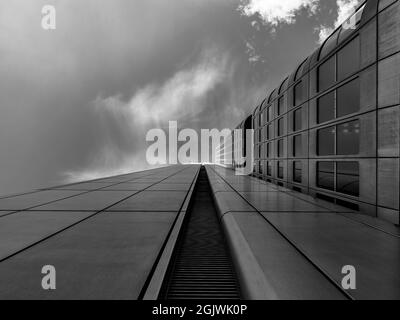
(317, 120, 360, 156)
(250, 1, 399, 223)
(317, 162, 360, 196)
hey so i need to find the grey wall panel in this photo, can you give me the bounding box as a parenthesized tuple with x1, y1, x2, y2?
(378, 1, 400, 59)
(378, 106, 400, 157)
(361, 19, 377, 68)
(359, 159, 377, 205)
(360, 65, 377, 112)
(378, 53, 400, 107)
(378, 159, 399, 210)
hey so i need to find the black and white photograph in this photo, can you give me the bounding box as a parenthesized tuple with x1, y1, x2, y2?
(0, 0, 399, 311)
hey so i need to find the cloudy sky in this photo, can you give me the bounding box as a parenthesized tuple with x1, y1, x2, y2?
(0, 0, 362, 195)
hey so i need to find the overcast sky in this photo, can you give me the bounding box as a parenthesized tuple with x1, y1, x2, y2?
(0, 0, 362, 195)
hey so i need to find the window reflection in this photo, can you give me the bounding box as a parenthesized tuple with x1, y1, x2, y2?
(317, 91, 335, 124)
(267, 162, 272, 176)
(294, 108, 302, 131)
(337, 162, 360, 196)
(278, 118, 284, 136)
(278, 139, 284, 158)
(278, 96, 284, 115)
(338, 37, 360, 81)
(317, 126, 335, 156)
(293, 161, 302, 183)
(278, 162, 284, 179)
(337, 78, 360, 118)
(317, 162, 335, 191)
(293, 135, 302, 157)
(318, 56, 336, 92)
(337, 120, 360, 155)
(294, 81, 304, 106)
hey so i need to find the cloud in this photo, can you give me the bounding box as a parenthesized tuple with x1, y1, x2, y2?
(97, 49, 229, 127)
(317, 0, 361, 43)
(245, 41, 262, 64)
(63, 48, 231, 182)
(239, 0, 319, 27)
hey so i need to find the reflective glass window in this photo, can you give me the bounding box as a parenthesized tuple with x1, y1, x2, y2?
(294, 108, 302, 131)
(318, 56, 336, 92)
(278, 139, 284, 158)
(317, 126, 335, 156)
(337, 162, 359, 196)
(293, 161, 302, 183)
(278, 96, 285, 115)
(337, 120, 360, 155)
(338, 37, 360, 81)
(317, 91, 335, 124)
(294, 81, 304, 106)
(278, 118, 284, 137)
(293, 135, 302, 157)
(337, 78, 360, 118)
(317, 162, 335, 191)
(278, 162, 284, 179)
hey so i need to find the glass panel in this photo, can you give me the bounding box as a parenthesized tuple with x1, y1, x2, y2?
(317, 126, 335, 156)
(293, 161, 302, 183)
(268, 106, 273, 122)
(278, 118, 284, 136)
(337, 120, 360, 155)
(294, 81, 304, 106)
(337, 78, 360, 118)
(278, 96, 284, 115)
(337, 162, 359, 196)
(267, 162, 272, 176)
(318, 56, 336, 92)
(278, 162, 284, 179)
(317, 162, 335, 190)
(293, 135, 302, 157)
(294, 108, 302, 131)
(278, 139, 284, 158)
(338, 37, 360, 81)
(263, 108, 268, 126)
(317, 91, 335, 124)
